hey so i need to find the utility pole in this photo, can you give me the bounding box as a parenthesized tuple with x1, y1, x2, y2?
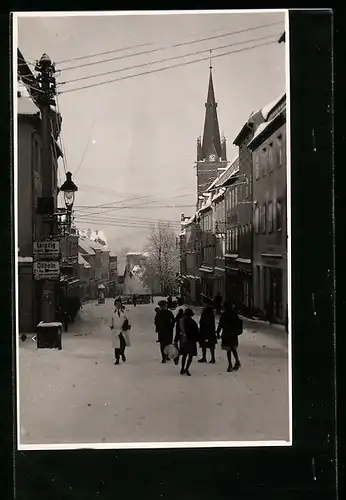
(34, 53, 62, 349)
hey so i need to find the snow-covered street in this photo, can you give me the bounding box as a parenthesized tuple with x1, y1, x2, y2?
(19, 299, 290, 446)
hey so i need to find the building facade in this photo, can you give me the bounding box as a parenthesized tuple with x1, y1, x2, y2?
(248, 94, 287, 322)
(224, 110, 265, 314)
(17, 50, 63, 332)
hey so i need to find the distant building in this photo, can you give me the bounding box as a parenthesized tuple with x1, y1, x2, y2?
(78, 252, 91, 301)
(196, 66, 228, 208)
(123, 252, 150, 296)
(248, 94, 287, 322)
(108, 250, 118, 297)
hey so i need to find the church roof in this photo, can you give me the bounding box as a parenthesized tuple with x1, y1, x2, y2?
(201, 68, 222, 160)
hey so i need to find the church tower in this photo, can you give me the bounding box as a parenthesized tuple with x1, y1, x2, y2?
(196, 65, 227, 207)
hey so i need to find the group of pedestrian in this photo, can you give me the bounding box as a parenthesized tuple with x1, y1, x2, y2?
(154, 297, 242, 375)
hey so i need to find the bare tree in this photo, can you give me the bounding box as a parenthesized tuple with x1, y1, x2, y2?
(142, 222, 179, 295)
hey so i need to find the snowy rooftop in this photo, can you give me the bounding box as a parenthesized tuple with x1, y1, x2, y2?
(78, 228, 108, 247)
(78, 253, 91, 268)
(261, 92, 286, 120)
(126, 252, 143, 256)
(89, 240, 108, 251)
(248, 106, 286, 148)
(17, 80, 40, 116)
(78, 238, 95, 255)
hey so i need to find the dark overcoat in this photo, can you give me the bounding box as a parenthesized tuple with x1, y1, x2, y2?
(176, 316, 199, 356)
(216, 310, 242, 350)
(155, 309, 175, 346)
(199, 307, 217, 346)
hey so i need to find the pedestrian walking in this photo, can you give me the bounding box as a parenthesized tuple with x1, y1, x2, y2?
(133, 294, 137, 307)
(154, 300, 175, 363)
(154, 306, 160, 342)
(110, 297, 131, 365)
(198, 297, 217, 364)
(173, 308, 184, 365)
(176, 308, 199, 376)
(216, 302, 242, 372)
(213, 292, 222, 315)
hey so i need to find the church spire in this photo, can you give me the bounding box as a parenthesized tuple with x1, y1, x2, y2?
(201, 64, 222, 161)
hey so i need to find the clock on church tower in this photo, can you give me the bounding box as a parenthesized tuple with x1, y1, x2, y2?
(208, 153, 217, 162)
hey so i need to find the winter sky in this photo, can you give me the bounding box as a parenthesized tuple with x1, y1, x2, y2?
(16, 10, 286, 253)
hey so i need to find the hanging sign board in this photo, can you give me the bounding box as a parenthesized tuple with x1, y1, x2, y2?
(33, 261, 60, 280)
(33, 240, 60, 259)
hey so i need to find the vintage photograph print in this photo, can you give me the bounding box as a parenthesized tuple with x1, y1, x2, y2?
(14, 9, 291, 449)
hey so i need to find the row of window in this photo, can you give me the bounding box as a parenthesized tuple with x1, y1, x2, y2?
(225, 179, 251, 212)
(200, 212, 212, 232)
(254, 199, 283, 234)
(254, 134, 283, 180)
(226, 224, 251, 254)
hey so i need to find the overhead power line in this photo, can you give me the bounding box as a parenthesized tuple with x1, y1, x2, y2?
(58, 20, 283, 72)
(55, 42, 154, 65)
(58, 39, 279, 95)
(74, 117, 96, 177)
(74, 218, 181, 231)
(75, 187, 192, 212)
(73, 212, 182, 225)
(59, 32, 280, 86)
(74, 195, 194, 218)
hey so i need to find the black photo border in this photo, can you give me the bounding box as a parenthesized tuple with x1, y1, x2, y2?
(0, 7, 337, 500)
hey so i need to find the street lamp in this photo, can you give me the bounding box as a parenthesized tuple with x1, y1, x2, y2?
(59, 171, 78, 210)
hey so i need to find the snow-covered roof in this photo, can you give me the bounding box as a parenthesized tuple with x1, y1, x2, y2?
(78, 238, 95, 255)
(17, 80, 40, 116)
(126, 252, 143, 256)
(212, 188, 226, 203)
(261, 92, 286, 120)
(78, 253, 91, 268)
(248, 106, 286, 148)
(206, 156, 239, 192)
(78, 228, 108, 247)
(89, 240, 108, 251)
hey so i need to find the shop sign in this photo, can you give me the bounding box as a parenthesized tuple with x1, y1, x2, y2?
(33, 261, 60, 280)
(33, 241, 60, 259)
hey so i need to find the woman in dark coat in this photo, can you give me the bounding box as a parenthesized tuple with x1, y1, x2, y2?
(216, 302, 242, 372)
(154, 300, 175, 363)
(173, 308, 184, 365)
(176, 308, 199, 376)
(154, 307, 160, 342)
(199, 297, 217, 364)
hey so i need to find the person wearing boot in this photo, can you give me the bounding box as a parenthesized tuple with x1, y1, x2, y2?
(177, 308, 199, 376)
(198, 297, 217, 364)
(173, 308, 184, 366)
(216, 301, 242, 372)
(110, 297, 130, 365)
(155, 300, 175, 363)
